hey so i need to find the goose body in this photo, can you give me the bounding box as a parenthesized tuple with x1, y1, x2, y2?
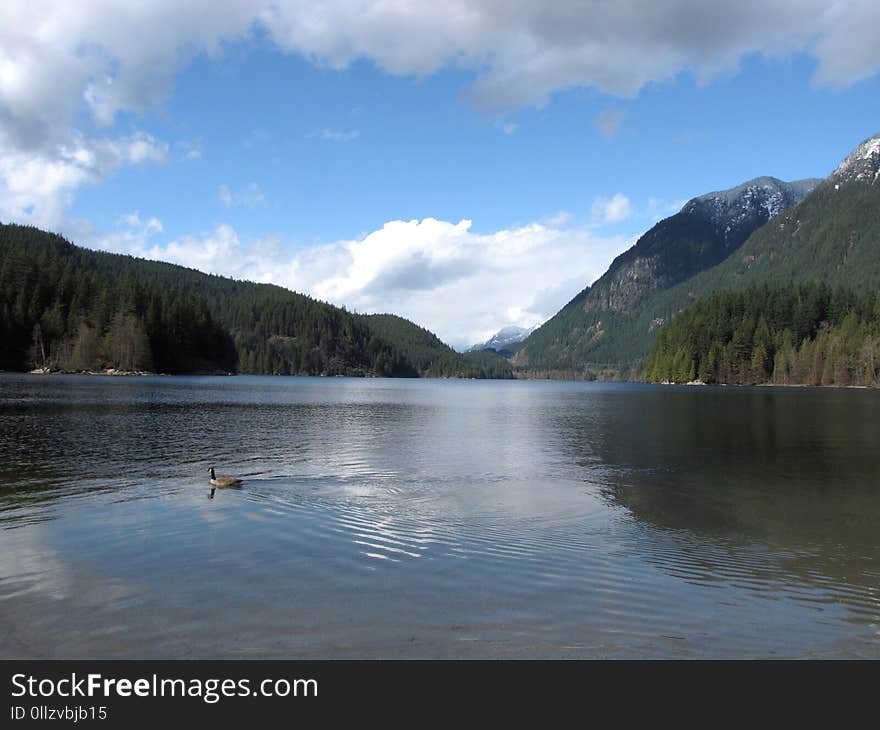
(209, 466, 242, 488)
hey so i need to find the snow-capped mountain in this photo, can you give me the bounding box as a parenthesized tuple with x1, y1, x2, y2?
(831, 133, 880, 185)
(514, 174, 820, 369)
(578, 176, 821, 315)
(686, 177, 821, 235)
(466, 325, 538, 353)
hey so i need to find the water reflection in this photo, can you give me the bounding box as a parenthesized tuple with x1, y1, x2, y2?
(551, 387, 880, 587)
(1, 374, 879, 658)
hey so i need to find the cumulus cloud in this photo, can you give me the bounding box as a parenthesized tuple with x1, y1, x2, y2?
(592, 193, 633, 224)
(1, 1, 878, 227)
(0, 0, 253, 226)
(93, 214, 630, 349)
(0, 132, 167, 229)
(2, 3, 877, 139)
(259, 1, 880, 109)
(82, 209, 165, 257)
(121, 211, 163, 236)
(542, 211, 572, 228)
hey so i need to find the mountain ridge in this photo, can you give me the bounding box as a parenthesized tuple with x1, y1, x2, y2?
(466, 324, 537, 353)
(514, 175, 820, 372)
(831, 132, 880, 184)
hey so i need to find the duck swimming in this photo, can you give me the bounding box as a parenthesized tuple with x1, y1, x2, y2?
(209, 466, 242, 488)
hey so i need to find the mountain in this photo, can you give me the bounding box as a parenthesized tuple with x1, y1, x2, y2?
(466, 325, 537, 354)
(514, 175, 822, 374)
(832, 134, 880, 185)
(0, 224, 505, 378)
(357, 313, 513, 378)
(643, 132, 880, 316)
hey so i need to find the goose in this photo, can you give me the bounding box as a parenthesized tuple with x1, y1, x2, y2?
(209, 466, 242, 488)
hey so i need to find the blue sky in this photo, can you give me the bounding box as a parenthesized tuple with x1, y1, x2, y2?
(75, 51, 878, 244)
(1, 2, 879, 347)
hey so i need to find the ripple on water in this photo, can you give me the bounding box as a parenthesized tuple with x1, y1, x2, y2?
(2, 375, 879, 658)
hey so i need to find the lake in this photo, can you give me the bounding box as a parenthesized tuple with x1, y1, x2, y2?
(1, 374, 878, 658)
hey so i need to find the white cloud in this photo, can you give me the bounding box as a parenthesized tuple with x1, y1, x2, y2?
(218, 182, 268, 208)
(121, 211, 163, 236)
(1, 1, 878, 228)
(82, 210, 165, 257)
(0, 132, 167, 229)
(259, 1, 880, 110)
(542, 211, 572, 228)
(93, 214, 630, 349)
(592, 193, 633, 224)
(0, 1, 253, 226)
(150, 224, 246, 273)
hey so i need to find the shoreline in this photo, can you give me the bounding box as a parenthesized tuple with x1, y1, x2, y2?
(10, 369, 878, 389)
(29, 367, 163, 377)
(652, 379, 877, 390)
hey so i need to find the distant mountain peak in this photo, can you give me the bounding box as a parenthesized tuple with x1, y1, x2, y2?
(686, 176, 821, 222)
(466, 324, 537, 352)
(832, 133, 880, 184)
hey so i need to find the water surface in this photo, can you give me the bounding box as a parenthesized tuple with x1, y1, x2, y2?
(1, 374, 878, 658)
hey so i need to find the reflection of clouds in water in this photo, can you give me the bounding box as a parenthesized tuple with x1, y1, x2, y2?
(2, 377, 880, 658)
(0, 523, 72, 601)
(1, 515, 143, 609)
(0, 519, 149, 658)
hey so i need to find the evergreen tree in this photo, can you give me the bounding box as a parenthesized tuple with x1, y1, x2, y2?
(646, 283, 880, 386)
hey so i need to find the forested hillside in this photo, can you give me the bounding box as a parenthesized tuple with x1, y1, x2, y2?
(656, 171, 880, 302)
(517, 134, 879, 378)
(0, 224, 497, 378)
(0, 225, 238, 373)
(460, 348, 517, 379)
(645, 283, 880, 386)
(514, 177, 819, 374)
(638, 139, 880, 372)
(358, 314, 513, 378)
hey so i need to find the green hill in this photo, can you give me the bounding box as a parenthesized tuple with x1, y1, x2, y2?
(358, 314, 513, 378)
(0, 224, 503, 378)
(459, 348, 516, 378)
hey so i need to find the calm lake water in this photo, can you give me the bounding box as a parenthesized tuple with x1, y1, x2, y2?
(1, 374, 878, 658)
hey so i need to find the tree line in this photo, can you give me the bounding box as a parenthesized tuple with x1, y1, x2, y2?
(644, 282, 880, 386)
(0, 224, 510, 378)
(1, 226, 237, 373)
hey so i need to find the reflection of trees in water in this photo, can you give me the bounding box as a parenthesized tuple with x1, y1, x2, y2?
(549, 387, 880, 595)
